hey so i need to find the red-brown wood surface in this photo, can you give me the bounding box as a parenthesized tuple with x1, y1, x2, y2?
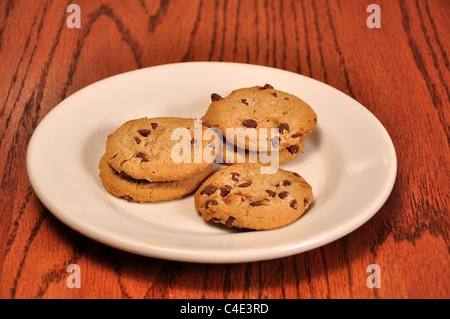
(0, 0, 449, 299)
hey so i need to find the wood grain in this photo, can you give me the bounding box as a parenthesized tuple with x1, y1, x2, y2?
(0, 0, 448, 299)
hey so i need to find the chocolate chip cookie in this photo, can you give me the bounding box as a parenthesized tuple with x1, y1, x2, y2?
(194, 163, 313, 230)
(201, 84, 317, 152)
(99, 153, 213, 202)
(105, 117, 215, 182)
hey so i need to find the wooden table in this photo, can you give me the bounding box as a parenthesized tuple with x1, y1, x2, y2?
(0, 0, 448, 299)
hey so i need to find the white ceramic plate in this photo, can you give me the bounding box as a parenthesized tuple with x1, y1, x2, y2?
(27, 62, 396, 263)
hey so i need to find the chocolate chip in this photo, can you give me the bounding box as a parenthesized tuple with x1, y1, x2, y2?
(278, 191, 289, 199)
(119, 171, 132, 180)
(287, 145, 299, 154)
(205, 199, 218, 209)
(304, 199, 309, 207)
(283, 180, 291, 186)
(250, 201, 263, 206)
(151, 122, 158, 129)
(265, 189, 276, 197)
(220, 185, 232, 197)
(242, 119, 258, 128)
(225, 216, 236, 227)
(292, 172, 300, 177)
(138, 129, 151, 137)
(134, 137, 141, 144)
(277, 123, 289, 133)
(200, 184, 218, 196)
(241, 99, 249, 105)
(292, 132, 303, 138)
(231, 172, 240, 182)
(290, 200, 298, 210)
(260, 84, 274, 90)
(272, 92, 278, 97)
(121, 195, 133, 201)
(284, 97, 290, 100)
(271, 136, 280, 148)
(135, 152, 149, 162)
(211, 93, 223, 101)
(238, 181, 252, 188)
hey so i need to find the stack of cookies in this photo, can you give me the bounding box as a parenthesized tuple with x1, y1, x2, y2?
(98, 84, 317, 230)
(195, 84, 317, 230)
(201, 84, 317, 166)
(99, 117, 214, 203)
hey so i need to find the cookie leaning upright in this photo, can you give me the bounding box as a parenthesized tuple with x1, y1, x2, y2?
(194, 164, 313, 230)
(105, 117, 214, 182)
(201, 84, 317, 157)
